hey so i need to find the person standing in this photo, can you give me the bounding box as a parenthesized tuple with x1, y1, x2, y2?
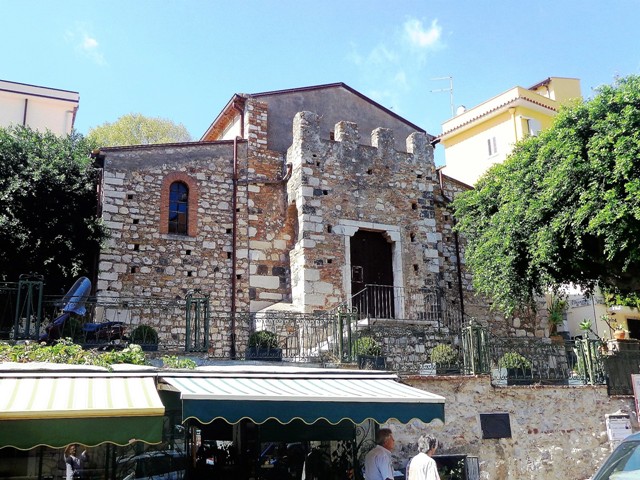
(406, 435, 440, 480)
(364, 428, 395, 480)
(64, 444, 88, 480)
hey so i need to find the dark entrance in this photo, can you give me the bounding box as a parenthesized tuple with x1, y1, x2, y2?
(350, 230, 394, 319)
(628, 318, 640, 340)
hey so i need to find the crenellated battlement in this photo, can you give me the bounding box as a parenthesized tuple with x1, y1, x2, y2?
(290, 111, 434, 169)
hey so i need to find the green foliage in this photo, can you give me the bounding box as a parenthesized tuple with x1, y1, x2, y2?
(353, 336, 382, 356)
(87, 113, 192, 147)
(0, 126, 105, 287)
(130, 325, 159, 345)
(248, 330, 278, 349)
(498, 351, 532, 370)
(161, 355, 197, 369)
(430, 343, 458, 365)
(0, 340, 146, 367)
(599, 314, 629, 333)
(96, 344, 146, 367)
(602, 289, 640, 310)
(453, 75, 640, 314)
(547, 295, 567, 332)
(579, 319, 593, 332)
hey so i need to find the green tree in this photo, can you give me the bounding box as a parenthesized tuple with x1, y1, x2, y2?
(87, 113, 192, 146)
(453, 75, 640, 315)
(0, 126, 105, 291)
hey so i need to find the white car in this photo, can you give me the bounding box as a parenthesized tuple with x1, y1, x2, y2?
(592, 432, 640, 479)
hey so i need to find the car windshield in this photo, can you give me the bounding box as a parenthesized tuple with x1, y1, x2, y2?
(594, 440, 640, 479)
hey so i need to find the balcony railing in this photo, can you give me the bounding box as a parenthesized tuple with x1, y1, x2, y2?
(4, 286, 638, 393)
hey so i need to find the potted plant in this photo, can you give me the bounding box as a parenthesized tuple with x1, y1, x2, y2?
(130, 325, 159, 351)
(547, 295, 567, 341)
(353, 336, 386, 370)
(498, 351, 532, 385)
(246, 330, 282, 361)
(430, 343, 460, 375)
(611, 322, 629, 340)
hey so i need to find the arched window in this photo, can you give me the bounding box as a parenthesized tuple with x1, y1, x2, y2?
(168, 181, 188, 234)
(160, 173, 198, 236)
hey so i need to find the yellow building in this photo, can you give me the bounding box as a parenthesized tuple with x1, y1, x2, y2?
(438, 77, 581, 186)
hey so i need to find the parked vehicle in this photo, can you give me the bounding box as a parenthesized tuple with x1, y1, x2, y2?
(119, 449, 187, 480)
(592, 432, 640, 479)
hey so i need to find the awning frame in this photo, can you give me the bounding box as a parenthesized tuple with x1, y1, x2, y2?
(160, 367, 445, 426)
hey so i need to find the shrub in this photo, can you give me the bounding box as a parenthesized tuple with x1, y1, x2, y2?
(0, 339, 147, 367)
(498, 351, 532, 370)
(162, 355, 197, 369)
(353, 336, 382, 357)
(248, 330, 278, 349)
(130, 325, 159, 345)
(430, 344, 457, 366)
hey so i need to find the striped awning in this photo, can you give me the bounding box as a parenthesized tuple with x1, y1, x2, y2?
(0, 374, 165, 449)
(160, 367, 445, 425)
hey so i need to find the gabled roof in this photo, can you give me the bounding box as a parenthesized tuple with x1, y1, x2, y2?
(250, 82, 425, 132)
(201, 82, 425, 142)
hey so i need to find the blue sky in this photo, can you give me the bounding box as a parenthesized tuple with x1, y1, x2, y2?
(2, 0, 640, 165)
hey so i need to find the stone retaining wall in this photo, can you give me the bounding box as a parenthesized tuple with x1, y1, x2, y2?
(388, 375, 635, 480)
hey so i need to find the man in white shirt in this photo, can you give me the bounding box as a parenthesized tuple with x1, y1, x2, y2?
(364, 428, 395, 480)
(406, 435, 440, 480)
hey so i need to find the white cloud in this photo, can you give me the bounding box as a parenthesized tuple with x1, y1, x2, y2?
(403, 18, 442, 49)
(65, 25, 107, 66)
(393, 71, 408, 89)
(368, 44, 398, 65)
(82, 35, 99, 50)
(346, 17, 445, 119)
(80, 34, 106, 66)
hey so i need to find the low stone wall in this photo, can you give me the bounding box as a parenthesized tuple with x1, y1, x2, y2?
(388, 375, 636, 480)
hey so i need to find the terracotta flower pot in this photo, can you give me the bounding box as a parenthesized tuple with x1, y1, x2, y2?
(614, 329, 627, 340)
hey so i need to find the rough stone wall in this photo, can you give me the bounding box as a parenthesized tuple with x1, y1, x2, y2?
(387, 375, 634, 480)
(284, 111, 440, 315)
(97, 142, 252, 354)
(243, 99, 296, 313)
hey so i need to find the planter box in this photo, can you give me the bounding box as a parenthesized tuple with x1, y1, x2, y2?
(245, 347, 282, 361)
(357, 355, 386, 370)
(436, 366, 461, 376)
(507, 367, 532, 385)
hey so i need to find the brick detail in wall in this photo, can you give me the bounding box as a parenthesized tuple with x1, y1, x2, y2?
(159, 172, 200, 236)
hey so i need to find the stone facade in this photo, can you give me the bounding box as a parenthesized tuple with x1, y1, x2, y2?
(283, 111, 439, 315)
(97, 141, 253, 354)
(97, 94, 485, 354)
(390, 375, 635, 480)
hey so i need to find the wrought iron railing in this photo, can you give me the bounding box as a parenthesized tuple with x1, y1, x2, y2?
(351, 285, 397, 320)
(3, 286, 633, 391)
(343, 285, 463, 332)
(602, 350, 640, 395)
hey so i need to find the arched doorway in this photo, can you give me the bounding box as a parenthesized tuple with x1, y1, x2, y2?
(350, 230, 394, 319)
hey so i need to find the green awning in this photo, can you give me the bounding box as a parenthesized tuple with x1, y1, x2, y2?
(0, 374, 165, 450)
(160, 367, 445, 425)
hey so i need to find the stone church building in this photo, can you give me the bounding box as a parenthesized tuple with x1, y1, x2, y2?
(95, 83, 489, 357)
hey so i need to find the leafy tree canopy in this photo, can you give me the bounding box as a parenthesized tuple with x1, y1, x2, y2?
(453, 75, 640, 315)
(87, 113, 192, 147)
(0, 126, 105, 291)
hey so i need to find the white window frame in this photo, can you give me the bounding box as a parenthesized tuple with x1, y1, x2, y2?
(487, 136, 498, 156)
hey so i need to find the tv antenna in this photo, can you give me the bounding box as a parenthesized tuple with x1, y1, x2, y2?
(431, 76, 455, 117)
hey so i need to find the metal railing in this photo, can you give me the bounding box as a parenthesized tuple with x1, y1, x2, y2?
(5, 286, 638, 393)
(602, 350, 640, 395)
